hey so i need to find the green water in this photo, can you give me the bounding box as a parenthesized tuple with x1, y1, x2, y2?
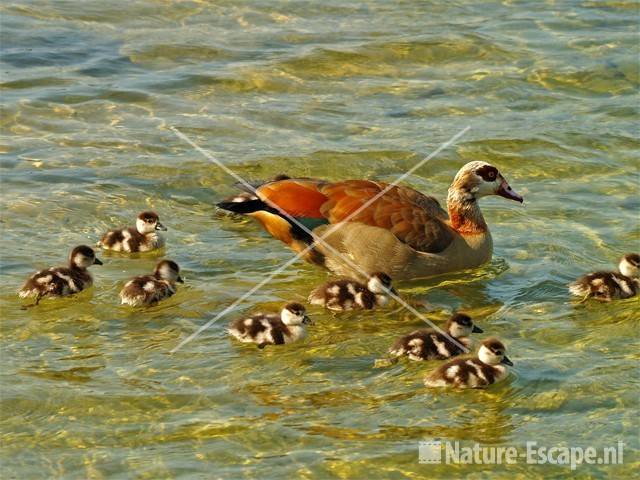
(1, 1, 639, 478)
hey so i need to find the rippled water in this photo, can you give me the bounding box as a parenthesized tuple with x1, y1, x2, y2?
(1, 1, 639, 478)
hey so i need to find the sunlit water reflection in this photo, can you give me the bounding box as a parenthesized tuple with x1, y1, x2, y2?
(1, 0, 638, 478)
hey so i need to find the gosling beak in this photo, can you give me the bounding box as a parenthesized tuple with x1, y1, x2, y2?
(496, 179, 523, 203)
(303, 315, 313, 325)
(472, 324, 483, 333)
(177, 276, 184, 284)
(501, 356, 514, 366)
(388, 287, 398, 296)
(94, 257, 103, 265)
(155, 222, 168, 231)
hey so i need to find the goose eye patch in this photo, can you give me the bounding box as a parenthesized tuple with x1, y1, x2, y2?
(476, 165, 498, 181)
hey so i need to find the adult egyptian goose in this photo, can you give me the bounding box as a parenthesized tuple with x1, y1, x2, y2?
(217, 162, 523, 280)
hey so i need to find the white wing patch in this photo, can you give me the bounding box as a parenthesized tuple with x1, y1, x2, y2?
(433, 336, 451, 358)
(612, 275, 633, 296)
(446, 365, 460, 379)
(54, 271, 79, 292)
(568, 281, 589, 296)
(122, 230, 133, 252)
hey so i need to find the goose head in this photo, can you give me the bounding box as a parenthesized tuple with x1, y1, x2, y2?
(367, 272, 396, 295)
(451, 161, 523, 204)
(478, 337, 513, 366)
(154, 260, 183, 283)
(281, 302, 311, 326)
(70, 245, 102, 269)
(619, 253, 640, 278)
(446, 312, 483, 338)
(136, 211, 167, 234)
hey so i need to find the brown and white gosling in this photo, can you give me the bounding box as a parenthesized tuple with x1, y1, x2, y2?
(119, 260, 183, 307)
(18, 245, 103, 305)
(308, 272, 396, 311)
(98, 211, 167, 253)
(424, 338, 513, 389)
(569, 253, 640, 302)
(389, 313, 483, 361)
(228, 303, 312, 349)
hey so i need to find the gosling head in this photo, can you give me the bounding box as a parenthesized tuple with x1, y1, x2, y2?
(136, 211, 166, 234)
(446, 312, 483, 338)
(281, 302, 311, 326)
(478, 338, 513, 366)
(154, 260, 183, 283)
(450, 161, 523, 204)
(367, 272, 396, 295)
(619, 253, 640, 278)
(70, 245, 102, 269)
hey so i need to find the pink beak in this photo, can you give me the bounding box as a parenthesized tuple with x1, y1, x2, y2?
(496, 179, 523, 203)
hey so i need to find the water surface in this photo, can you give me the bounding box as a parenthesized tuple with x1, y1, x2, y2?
(1, 1, 638, 478)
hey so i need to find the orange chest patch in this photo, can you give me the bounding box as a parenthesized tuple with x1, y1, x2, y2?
(449, 211, 487, 235)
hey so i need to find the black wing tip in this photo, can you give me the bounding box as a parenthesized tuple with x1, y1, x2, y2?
(217, 199, 267, 214)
